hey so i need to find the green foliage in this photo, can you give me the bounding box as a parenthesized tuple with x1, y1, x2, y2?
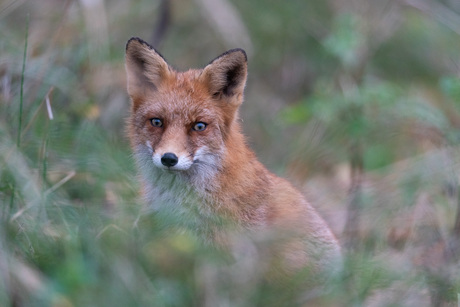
(323, 14, 365, 70)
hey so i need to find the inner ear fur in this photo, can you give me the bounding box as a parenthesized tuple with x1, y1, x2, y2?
(125, 37, 171, 101)
(201, 49, 248, 104)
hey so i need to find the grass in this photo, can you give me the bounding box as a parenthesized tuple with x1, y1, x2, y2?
(17, 14, 28, 148)
(8, 13, 29, 219)
(1, 1, 460, 306)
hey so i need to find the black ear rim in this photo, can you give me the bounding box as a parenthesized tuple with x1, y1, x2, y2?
(207, 48, 248, 65)
(125, 37, 168, 63)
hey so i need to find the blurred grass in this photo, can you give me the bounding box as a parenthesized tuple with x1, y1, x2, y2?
(1, 0, 460, 306)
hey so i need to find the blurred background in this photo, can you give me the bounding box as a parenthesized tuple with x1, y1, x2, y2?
(1, 0, 460, 306)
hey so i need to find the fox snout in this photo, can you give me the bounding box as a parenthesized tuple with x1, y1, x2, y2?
(161, 152, 178, 167)
(146, 137, 194, 171)
(151, 150, 193, 171)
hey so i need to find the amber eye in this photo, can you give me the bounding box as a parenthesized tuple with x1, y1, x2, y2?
(192, 122, 207, 131)
(150, 118, 163, 127)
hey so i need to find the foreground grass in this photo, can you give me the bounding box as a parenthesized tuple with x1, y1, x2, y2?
(1, 91, 459, 306)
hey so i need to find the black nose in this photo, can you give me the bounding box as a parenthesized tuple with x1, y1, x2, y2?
(161, 152, 178, 167)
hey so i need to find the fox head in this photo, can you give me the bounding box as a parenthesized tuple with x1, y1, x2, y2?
(125, 37, 247, 176)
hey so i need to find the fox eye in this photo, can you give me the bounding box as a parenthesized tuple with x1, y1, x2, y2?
(150, 118, 163, 127)
(192, 122, 207, 131)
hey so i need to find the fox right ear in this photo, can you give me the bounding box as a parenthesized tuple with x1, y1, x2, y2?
(200, 49, 248, 106)
(125, 37, 171, 102)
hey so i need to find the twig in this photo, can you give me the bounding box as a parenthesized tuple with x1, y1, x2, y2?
(44, 171, 76, 196)
(21, 87, 54, 139)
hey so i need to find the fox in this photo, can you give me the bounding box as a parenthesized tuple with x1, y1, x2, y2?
(125, 37, 341, 278)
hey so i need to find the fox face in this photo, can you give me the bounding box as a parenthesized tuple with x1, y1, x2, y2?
(125, 38, 247, 184)
(140, 92, 224, 173)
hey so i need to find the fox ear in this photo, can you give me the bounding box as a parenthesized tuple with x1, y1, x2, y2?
(201, 49, 248, 105)
(125, 37, 171, 102)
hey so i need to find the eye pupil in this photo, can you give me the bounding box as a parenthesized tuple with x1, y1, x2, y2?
(150, 118, 163, 127)
(193, 122, 207, 131)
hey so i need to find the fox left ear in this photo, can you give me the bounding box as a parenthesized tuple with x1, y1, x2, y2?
(201, 49, 248, 105)
(125, 37, 171, 107)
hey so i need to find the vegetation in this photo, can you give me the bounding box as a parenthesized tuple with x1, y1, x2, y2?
(1, 0, 460, 306)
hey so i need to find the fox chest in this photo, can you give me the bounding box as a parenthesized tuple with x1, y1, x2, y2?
(143, 171, 221, 231)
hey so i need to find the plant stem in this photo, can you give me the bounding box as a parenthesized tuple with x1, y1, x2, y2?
(17, 14, 29, 148)
(10, 15, 30, 213)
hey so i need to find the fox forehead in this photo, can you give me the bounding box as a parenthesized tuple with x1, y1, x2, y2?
(136, 70, 221, 122)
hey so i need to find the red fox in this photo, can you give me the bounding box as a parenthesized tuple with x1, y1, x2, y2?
(125, 37, 341, 277)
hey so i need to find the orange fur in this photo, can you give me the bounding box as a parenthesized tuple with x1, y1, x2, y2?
(125, 37, 341, 276)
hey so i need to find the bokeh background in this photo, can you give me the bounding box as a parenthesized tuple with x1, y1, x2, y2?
(1, 0, 460, 306)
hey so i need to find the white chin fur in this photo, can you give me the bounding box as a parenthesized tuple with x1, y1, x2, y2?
(137, 143, 223, 182)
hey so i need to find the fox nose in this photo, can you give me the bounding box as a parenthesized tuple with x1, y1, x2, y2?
(161, 152, 178, 167)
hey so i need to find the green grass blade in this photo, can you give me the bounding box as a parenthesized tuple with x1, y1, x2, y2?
(17, 14, 29, 148)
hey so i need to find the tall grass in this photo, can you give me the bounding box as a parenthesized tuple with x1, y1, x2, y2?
(16, 14, 28, 148)
(8, 14, 29, 219)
